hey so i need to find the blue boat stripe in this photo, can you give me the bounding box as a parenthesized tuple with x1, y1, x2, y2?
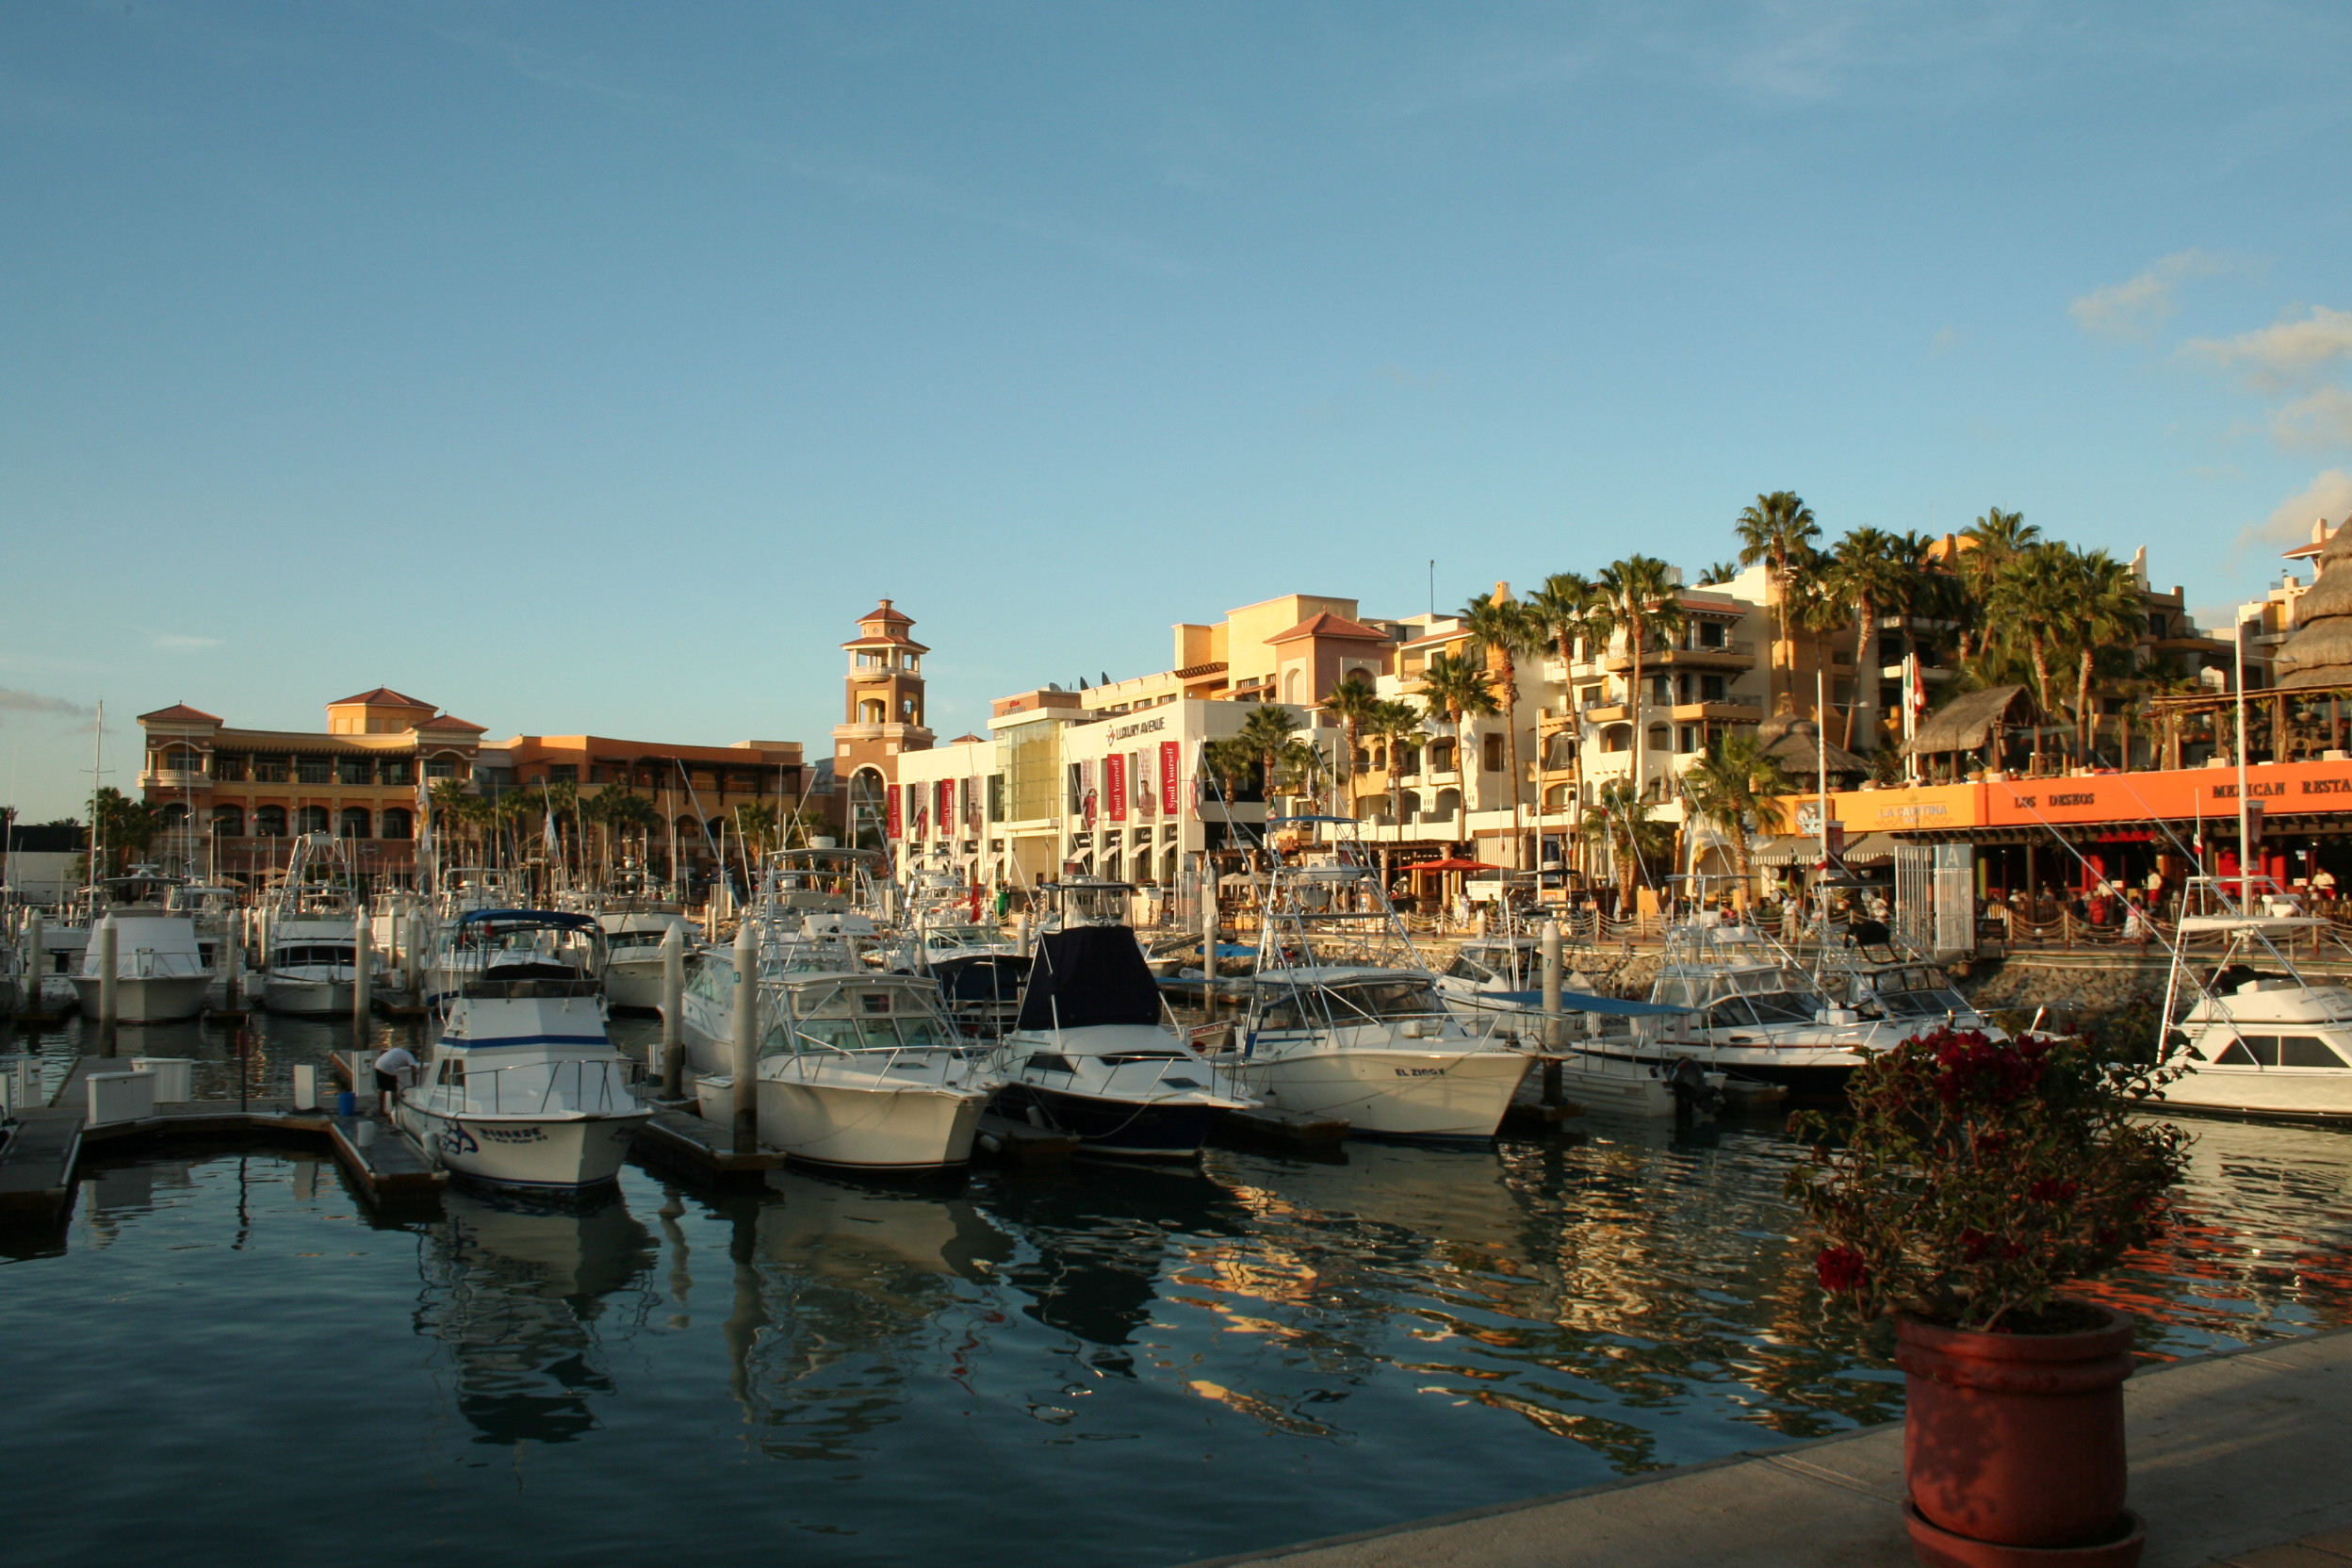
(440, 1035, 613, 1048)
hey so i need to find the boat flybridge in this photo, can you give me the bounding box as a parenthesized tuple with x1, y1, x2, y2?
(1793, 908, 2001, 1037)
(396, 923, 647, 1191)
(1232, 818, 1528, 1141)
(991, 885, 1252, 1158)
(261, 833, 359, 1016)
(691, 968, 995, 1171)
(886, 865, 1025, 1037)
(72, 870, 218, 1023)
(2157, 876, 2352, 1121)
(425, 908, 608, 1016)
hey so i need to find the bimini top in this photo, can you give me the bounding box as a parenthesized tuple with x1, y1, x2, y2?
(457, 909, 601, 931)
(1016, 925, 1162, 1031)
(1482, 989, 1692, 1018)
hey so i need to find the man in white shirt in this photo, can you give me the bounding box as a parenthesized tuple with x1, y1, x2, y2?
(372, 1043, 419, 1115)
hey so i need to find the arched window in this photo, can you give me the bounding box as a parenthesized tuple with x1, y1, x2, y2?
(1431, 788, 1462, 821)
(1482, 733, 1506, 771)
(859, 698, 886, 724)
(1399, 790, 1423, 819)
(380, 808, 413, 841)
(1543, 733, 1576, 769)
(1355, 795, 1383, 822)
(253, 806, 287, 837)
(1543, 783, 1575, 811)
(1284, 668, 1302, 704)
(1600, 726, 1632, 754)
(159, 803, 189, 828)
(297, 806, 330, 835)
(339, 807, 372, 840)
(211, 806, 245, 837)
(1647, 725, 1672, 756)
(1428, 738, 1457, 772)
(1394, 743, 1421, 777)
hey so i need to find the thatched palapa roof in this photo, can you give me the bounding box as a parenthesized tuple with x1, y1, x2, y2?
(2278, 518, 2352, 690)
(1756, 712, 1869, 776)
(1902, 684, 2036, 757)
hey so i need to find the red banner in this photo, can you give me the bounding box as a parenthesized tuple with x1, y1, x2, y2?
(936, 779, 953, 836)
(1161, 742, 1182, 815)
(886, 783, 902, 841)
(1105, 755, 1127, 822)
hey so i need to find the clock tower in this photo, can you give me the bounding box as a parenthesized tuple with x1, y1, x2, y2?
(832, 599, 935, 844)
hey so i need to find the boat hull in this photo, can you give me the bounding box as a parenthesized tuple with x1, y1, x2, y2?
(264, 976, 354, 1016)
(604, 958, 666, 1013)
(397, 1102, 648, 1190)
(1527, 1055, 1675, 1118)
(755, 1075, 987, 1169)
(71, 974, 211, 1024)
(2156, 1069, 2352, 1122)
(1231, 1048, 1527, 1140)
(990, 1081, 1228, 1158)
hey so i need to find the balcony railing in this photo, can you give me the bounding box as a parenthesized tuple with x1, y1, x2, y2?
(139, 769, 206, 789)
(1602, 638, 1756, 673)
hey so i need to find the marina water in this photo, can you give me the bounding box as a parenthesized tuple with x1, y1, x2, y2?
(6, 1012, 2352, 1567)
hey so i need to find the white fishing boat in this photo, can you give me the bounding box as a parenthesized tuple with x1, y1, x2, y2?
(991, 910, 1251, 1158)
(73, 909, 216, 1022)
(2157, 879, 2352, 1121)
(1627, 914, 1902, 1097)
(1230, 818, 1528, 1141)
(395, 954, 649, 1191)
(261, 834, 358, 1016)
(695, 971, 992, 1170)
(596, 906, 694, 1012)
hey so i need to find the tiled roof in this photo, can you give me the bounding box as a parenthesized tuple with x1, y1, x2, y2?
(137, 703, 223, 725)
(328, 686, 434, 709)
(418, 713, 488, 733)
(1266, 612, 1392, 645)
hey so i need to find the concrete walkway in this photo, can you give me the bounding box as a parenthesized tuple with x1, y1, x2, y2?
(1181, 1330, 2352, 1568)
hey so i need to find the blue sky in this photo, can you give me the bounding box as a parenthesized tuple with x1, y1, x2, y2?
(5, 2, 2349, 819)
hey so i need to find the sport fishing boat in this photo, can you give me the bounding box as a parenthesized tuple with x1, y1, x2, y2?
(1230, 819, 1528, 1141)
(694, 970, 994, 1170)
(886, 897, 1025, 1037)
(2156, 878, 2352, 1121)
(991, 911, 1251, 1158)
(1634, 914, 1900, 1097)
(395, 956, 649, 1191)
(73, 908, 216, 1022)
(424, 907, 607, 1015)
(261, 834, 358, 1016)
(596, 906, 694, 1012)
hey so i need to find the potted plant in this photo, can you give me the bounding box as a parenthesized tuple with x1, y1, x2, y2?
(1788, 1027, 2188, 1567)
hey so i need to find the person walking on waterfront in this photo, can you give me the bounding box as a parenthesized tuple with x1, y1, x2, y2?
(372, 1042, 418, 1116)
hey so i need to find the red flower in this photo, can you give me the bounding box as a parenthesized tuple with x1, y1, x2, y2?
(2029, 1179, 2079, 1203)
(1959, 1227, 1990, 1262)
(1816, 1247, 1869, 1294)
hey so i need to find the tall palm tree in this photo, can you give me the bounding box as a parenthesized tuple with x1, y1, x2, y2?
(1578, 778, 1671, 913)
(1365, 697, 1426, 830)
(1317, 673, 1383, 817)
(599, 788, 661, 875)
(1987, 544, 2073, 772)
(1955, 507, 2041, 668)
(1813, 528, 1909, 749)
(1590, 555, 1687, 807)
(1237, 703, 1307, 811)
(1200, 736, 1258, 811)
(1459, 589, 1547, 867)
(1414, 649, 1501, 814)
(2063, 548, 2146, 762)
(1680, 733, 1794, 899)
(1527, 572, 1601, 853)
(1734, 491, 1821, 716)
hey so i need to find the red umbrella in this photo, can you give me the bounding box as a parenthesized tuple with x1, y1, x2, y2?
(1404, 857, 1499, 873)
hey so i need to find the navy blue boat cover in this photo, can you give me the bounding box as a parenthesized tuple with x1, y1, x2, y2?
(1016, 925, 1162, 1030)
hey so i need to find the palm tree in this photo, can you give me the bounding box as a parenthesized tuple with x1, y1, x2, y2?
(1200, 736, 1258, 812)
(1954, 507, 2041, 668)
(1735, 491, 1821, 716)
(1681, 733, 1795, 898)
(1237, 703, 1307, 812)
(1364, 697, 1426, 830)
(598, 788, 661, 875)
(1414, 649, 1500, 814)
(1459, 589, 1547, 867)
(1317, 673, 1383, 817)
(1988, 545, 2073, 773)
(1813, 527, 1909, 749)
(1578, 778, 1671, 913)
(2063, 548, 2145, 762)
(1271, 736, 1330, 808)
(1590, 555, 1687, 807)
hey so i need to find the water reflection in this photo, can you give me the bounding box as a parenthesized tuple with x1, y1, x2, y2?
(414, 1184, 657, 1446)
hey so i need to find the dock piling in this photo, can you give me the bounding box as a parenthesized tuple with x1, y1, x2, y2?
(24, 908, 41, 1014)
(661, 924, 685, 1099)
(352, 900, 371, 1032)
(97, 917, 118, 1047)
(1540, 919, 1563, 1108)
(730, 920, 758, 1154)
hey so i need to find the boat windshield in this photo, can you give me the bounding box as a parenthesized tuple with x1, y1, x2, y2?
(1257, 978, 1445, 1028)
(924, 925, 1000, 949)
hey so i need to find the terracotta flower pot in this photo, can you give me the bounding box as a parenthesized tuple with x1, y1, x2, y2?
(1895, 1305, 2138, 1560)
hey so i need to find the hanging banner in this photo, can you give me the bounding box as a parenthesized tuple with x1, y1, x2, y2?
(1161, 741, 1183, 815)
(886, 782, 903, 841)
(936, 779, 954, 837)
(1105, 754, 1128, 822)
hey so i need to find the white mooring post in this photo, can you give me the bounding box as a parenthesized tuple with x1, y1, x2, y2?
(1540, 919, 1564, 1108)
(351, 902, 372, 1036)
(661, 924, 685, 1099)
(98, 918, 120, 1040)
(730, 920, 759, 1154)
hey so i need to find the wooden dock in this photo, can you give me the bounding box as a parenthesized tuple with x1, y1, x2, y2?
(634, 1105, 788, 1178)
(1213, 1105, 1350, 1149)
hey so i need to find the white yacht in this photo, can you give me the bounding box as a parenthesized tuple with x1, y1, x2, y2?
(992, 911, 1251, 1158)
(73, 909, 215, 1022)
(694, 970, 993, 1170)
(1229, 820, 1528, 1141)
(887, 902, 1025, 1038)
(1628, 915, 1902, 1097)
(396, 959, 649, 1191)
(596, 906, 694, 1012)
(261, 835, 358, 1016)
(2157, 880, 2352, 1121)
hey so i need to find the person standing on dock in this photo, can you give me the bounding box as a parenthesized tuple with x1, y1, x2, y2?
(372, 1042, 418, 1115)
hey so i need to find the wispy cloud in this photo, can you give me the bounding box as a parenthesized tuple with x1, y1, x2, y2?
(150, 633, 223, 652)
(0, 688, 95, 723)
(2186, 305, 2352, 392)
(2069, 251, 2233, 344)
(2235, 468, 2352, 556)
